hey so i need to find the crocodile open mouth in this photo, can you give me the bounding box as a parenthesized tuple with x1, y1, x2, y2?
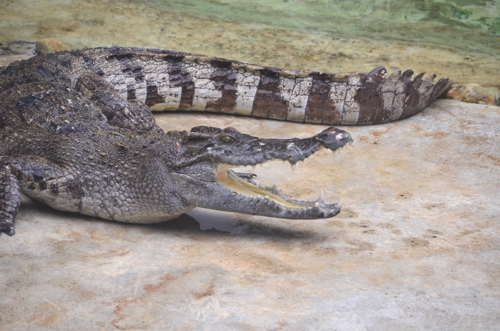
(215, 162, 328, 210)
(176, 126, 352, 219)
(213, 134, 353, 212)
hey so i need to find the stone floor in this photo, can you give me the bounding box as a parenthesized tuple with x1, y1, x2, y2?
(1, 99, 499, 330)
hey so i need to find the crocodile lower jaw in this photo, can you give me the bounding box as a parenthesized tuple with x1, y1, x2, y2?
(216, 164, 320, 209)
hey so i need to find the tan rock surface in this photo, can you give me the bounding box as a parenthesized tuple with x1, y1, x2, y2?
(1, 100, 499, 329)
(447, 83, 500, 106)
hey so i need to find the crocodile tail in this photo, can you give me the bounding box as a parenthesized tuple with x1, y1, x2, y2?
(334, 67, 454, 125)
(82, 47, 452, 125)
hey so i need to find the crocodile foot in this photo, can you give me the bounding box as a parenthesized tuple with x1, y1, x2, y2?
(0, 220, 15, 236)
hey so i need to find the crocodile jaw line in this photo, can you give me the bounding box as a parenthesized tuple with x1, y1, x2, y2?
(216, 163, 309, 209)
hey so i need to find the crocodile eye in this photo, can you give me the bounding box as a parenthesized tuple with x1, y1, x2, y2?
(220, 135, 233, 143)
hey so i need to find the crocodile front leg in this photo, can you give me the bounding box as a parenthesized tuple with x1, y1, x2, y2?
(0, 156, 85, 236)
(0, 164, 21, 236)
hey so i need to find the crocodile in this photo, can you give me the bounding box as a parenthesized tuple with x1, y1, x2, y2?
(0, 46, 452, 236)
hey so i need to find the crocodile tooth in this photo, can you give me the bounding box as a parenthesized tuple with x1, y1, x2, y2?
(270, 184, 281, 195)
(291, 163, 297, 171)
(318, 190, 325, 203)
(314, 201, 320, 208)
(332, 148, 341, 157)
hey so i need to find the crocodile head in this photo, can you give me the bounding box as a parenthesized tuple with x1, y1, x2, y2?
(168, 126, 352, 219)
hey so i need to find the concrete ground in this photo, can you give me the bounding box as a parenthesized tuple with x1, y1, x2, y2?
(1, 99, 499, 330)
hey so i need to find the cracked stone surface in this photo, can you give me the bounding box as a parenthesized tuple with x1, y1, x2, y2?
(1, 99, 499, 330)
